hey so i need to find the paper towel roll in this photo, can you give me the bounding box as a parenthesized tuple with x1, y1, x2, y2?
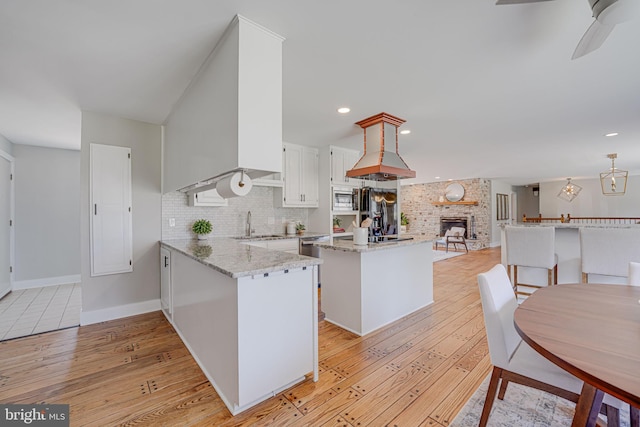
(216, 172, 253, 198)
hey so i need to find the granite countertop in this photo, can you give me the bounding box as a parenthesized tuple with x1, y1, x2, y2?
(161, 237, 323, 279)
(315, 236, 433, 253)
(231, 231, 329, 240)
(504, 223, 640, 229)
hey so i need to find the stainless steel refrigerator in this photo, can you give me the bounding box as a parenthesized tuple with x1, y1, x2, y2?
(360, 187, 398, 240)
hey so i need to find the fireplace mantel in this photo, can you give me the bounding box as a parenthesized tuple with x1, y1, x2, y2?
(431, 201, 478, 206)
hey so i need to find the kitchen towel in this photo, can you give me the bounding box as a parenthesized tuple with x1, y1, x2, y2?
(216, 172, 252, 198)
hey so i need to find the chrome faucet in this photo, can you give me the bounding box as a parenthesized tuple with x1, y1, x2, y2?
(246, 211, 253, 237)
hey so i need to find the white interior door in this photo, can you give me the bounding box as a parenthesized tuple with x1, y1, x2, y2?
(90, 144, 132, 276)
(0, 153, 13, 299)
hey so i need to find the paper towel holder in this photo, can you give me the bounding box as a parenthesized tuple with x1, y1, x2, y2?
(183, 168, 249, 195)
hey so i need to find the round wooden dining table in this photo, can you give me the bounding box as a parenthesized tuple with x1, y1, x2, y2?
(514, 283, 640, 427)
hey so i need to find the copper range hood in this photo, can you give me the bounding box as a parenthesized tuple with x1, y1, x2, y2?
(346, 112, 416, 181)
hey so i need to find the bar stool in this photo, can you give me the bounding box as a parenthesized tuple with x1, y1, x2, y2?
(629, 261, 640, 286)
(504, 226, 557, 298)
(580, 228, 640, 284)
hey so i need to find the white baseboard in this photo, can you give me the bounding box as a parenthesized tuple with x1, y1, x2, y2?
(80, 299, 161, 326)
(490, 242, 502, 248)
(13, 274, 81, 290)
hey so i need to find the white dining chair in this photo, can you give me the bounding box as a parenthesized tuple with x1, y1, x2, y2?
(477, 264, 625, 427)
(580, 228, 640, 284)
(629, 261, 640, 286)
(504, 225, 557, 298)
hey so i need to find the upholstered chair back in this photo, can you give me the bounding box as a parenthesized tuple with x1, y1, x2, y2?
(505, 226, 555, 269)
(477, 264, 521, 369)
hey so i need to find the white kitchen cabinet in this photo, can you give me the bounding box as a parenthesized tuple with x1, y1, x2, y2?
(277, 143, 318, 208)
(90, 143, 133, 277)
(331, 146, 361, 187)
(160, 247, 172, 317)
(187, 188, 228, 207)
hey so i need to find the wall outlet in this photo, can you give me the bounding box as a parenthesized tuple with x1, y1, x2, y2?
(169, 218, 175, 227)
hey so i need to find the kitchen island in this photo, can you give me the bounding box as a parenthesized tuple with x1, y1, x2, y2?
(316, 237, 433, 336)
(160, 238, 322, 415)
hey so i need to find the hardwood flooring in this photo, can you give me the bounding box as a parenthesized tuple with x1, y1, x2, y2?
(0, 247, 501, 426)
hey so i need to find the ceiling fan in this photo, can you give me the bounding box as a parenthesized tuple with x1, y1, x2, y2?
(496, 0, 640, 59)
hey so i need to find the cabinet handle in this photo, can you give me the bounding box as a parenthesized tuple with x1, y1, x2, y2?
(164, 256, 168, 267)
(94, 204, 97, 215)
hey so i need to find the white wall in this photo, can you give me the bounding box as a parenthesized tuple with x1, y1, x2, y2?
(490, 180, 513, 247)
(540, 176, 640, 217)
(0, 133, 13, 155)
(13, 145, 80, 283)
(80, 112, 161, 322)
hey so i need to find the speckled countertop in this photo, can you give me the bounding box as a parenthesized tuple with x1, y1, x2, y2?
(161, 235, 324, 279)
(315, 236, 433, 253)
(502, 223, 640, 229)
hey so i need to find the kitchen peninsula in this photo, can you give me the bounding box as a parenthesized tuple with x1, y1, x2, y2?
(160, 238, 321, 415)
(317, 237, 433, 336)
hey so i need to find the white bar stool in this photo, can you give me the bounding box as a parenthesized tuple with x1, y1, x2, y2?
(504, 226, 557, 298)
(580, 228, 640, 284)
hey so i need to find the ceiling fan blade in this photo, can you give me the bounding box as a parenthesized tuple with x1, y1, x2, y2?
(496, 0, 554, 4)
(572, 19, 615, 59)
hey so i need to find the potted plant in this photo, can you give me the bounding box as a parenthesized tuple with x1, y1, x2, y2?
(400, 212, 409, 233)
(295, 222, 306, 235)
(333, 216, 342, 230)
(192, 219, 212, 240)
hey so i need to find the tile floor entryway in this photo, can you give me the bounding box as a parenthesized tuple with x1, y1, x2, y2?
(0, 283, 81, 341)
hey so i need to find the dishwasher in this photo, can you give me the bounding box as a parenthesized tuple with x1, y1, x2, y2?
(299, 235, 329, 286)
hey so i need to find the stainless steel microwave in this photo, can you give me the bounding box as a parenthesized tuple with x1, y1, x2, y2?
(333, 187, 359, 211)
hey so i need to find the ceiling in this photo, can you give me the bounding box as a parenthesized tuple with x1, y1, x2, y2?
(1, 0, 639, 186)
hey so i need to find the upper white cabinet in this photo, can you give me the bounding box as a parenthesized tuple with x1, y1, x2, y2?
(90, 144, 133, 277)
(277, 143, 318, 208)
(163, 15, 285, 193)
(331, 146, 361, 187)
(187, 189, 228, 207)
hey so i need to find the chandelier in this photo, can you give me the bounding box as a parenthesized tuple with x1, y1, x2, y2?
(557, 178, 582, 202)
(600, 153, 627, 196)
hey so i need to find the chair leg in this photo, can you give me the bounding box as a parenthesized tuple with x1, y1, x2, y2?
(582, 272, 588, 283)
(553, 264, 558, 285)
(498, 378, 509, 400)
(513, 265, 519, 296)
(479, 366, 503, 427)
(605, 404, 620, 427)
(547, 268, 553, 287)
(631, 406, 639, 427)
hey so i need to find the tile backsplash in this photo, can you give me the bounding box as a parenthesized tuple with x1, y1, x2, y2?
(162, 186, 309, 240)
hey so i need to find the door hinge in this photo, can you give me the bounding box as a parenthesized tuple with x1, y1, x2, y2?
(128, 153, 131, 159)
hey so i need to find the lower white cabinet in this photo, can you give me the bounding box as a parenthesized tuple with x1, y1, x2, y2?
(160, 247, 172, 317)
(188, 189, 228, 207)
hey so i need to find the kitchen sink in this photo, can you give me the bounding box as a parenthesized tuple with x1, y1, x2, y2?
(232, 234, 286, 240)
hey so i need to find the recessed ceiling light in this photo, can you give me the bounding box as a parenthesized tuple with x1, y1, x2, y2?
(400, 129, 411, 135)
(337, 107, 350, 114)
(447, 179, 453, 181)
(434, 176, 440, 179)
(605, 132, 619, 137)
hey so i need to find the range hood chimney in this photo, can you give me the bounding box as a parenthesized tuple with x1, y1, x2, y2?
(346, 112, 416, 181)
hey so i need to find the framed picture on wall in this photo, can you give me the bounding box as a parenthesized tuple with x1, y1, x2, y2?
(497, 193, 509, 221)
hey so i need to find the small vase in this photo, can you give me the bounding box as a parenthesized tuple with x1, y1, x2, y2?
(197, 234, 208, 240)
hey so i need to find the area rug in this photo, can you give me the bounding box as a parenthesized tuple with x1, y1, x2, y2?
(450, 375, 631, 427)
(433, 250, 466, 262)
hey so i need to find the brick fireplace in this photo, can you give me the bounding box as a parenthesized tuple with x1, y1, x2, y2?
(400, 178, 490, 250)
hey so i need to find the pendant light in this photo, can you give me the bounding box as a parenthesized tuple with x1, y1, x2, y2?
(600, 153, 627, 196)
(557, 178, 582, 202)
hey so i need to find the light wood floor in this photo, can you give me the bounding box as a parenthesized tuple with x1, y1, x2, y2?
(0, 247, 501, 426)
